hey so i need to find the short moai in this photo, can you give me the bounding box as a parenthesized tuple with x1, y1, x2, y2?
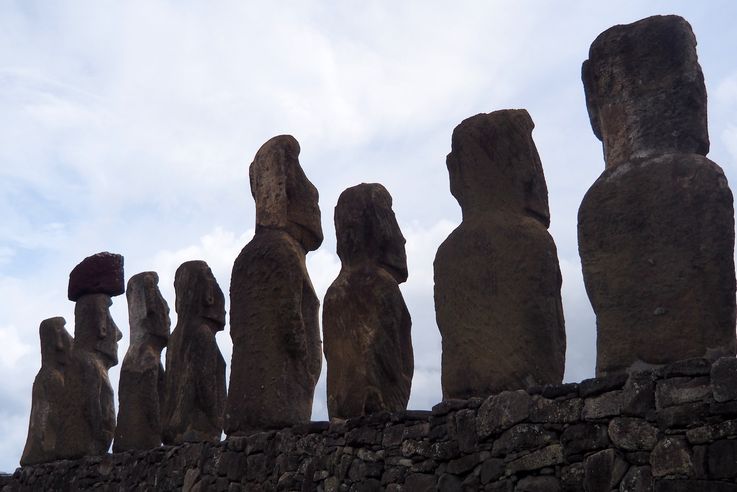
(434, 109, 566, 399)
(323, 183, 413, 419)
(161, 261, 226, 444)
(579, 15, 736, 376)
(226, 135, 323, 434)
(21, 317, 73, 465)
(62, 252, 125, 458)
(114, 272, 170, 452)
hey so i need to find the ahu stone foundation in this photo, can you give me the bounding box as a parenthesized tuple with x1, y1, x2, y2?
(6, 357, 737, 491)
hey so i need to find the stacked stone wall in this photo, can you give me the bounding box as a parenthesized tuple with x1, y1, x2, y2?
(5, 357, 737, 491)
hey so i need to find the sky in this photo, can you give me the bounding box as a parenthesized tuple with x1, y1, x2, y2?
(1, 0, 737, 473)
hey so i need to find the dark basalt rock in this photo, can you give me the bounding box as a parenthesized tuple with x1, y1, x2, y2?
(323, 183, 413, 419)
(68, 252, 124, 301)
(226, 135, 323, 435)
(114, 272, 170, 452)
(579, 15, 736, 377)
(162, 261, 226, 444)
(434, 108, 566, 399)
(20, 317, 73, 465)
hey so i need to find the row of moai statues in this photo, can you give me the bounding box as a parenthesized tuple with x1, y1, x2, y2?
(20, 14, 736, 466)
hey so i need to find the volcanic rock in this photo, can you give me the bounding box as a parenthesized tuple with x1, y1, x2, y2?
(68, 252, 124, 302)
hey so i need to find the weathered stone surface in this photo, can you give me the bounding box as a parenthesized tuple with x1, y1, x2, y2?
(227, 135, 323, 434)
(21, 317, 73, 465)
(707, 439, 737, 479)
(608, 418, 658, 451)
(506, 444, 563, 474)
(656, 377, 711, 409)
(491, 424, 556, 457)
(579, 373, 628, 398)
(650, 437, 694, 477)
(62, 293, 122, 459)
(583, 448, 628, 492)
(583, 391, 623, 420)
(655, 481, 737, 492)
(529, 396, 583, 424)
(516, 476, 560, 492)
(434, 109, 565, 398)
(622, 372, 656, 417)
(711, 357, 737, 402)
(477, 390, 530, 438)
(323, 183, 413, 419)
(68, 252, 125, 301)
(579, 15, 736, 377)
(619, 466, 653, 492)
(561, 423, 609, 459)
(162, 261, 226, 444)
(114, 272, 170, 452)
(686, 419, 737, 445)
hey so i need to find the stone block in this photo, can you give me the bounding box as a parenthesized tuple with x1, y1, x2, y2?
(608, 417, 658, 451)
(619, 466, 653, 492)
(657, 402, 708, 429)
(582, 391, 622, 419)
(446, 453, 479, 475)
(654, 480, 737, 492)
(655, 377, 711, 408)
(68, 252, 125, 301)
(662, 358, 713, 377)
(650, 437, 694, 478)
(622, 372, 656, 418)
(516, 476, 560, 492)
(403, 473, 436, 492)
(707, 439, 737, 479)
(583, 448, 628, 492)
(711, 357, 737, 402)
(686, 419, 737, 444)
(479, 458, 504, 484)
(477, 390, 530, 439)
(491, 424, 556, 457)
(506, 444, 563, 474)
(529, 396, 582, 423)
(561, 423, 609, 459)
(579, 373, 628, 397)
(453, 409, 478, 452)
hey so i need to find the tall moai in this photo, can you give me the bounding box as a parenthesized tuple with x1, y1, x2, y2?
(323, 183, 414, 419)
(161, 261, 226, 444)
(21, 317, 73, 465)
(226, 135, 323, 435)
(579, 15, 736, 376)
(114, 272, 170, 452)
(434, 109, 566, 399)
(63, 252, 125, 458)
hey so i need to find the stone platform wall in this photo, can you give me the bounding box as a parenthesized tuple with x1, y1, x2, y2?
(5, 357, 737, 491)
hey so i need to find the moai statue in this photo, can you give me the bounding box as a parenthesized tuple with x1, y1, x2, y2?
(114, 272, 170, 452)
(323, 183, 414, 419)
(226, 135, 323, 434)
(580, 15, 736, 376)
(161, 260, 226, 444)
(63, 251, 125, 458)
(434, 109, 566, 399)
(21, 317, 73, 465)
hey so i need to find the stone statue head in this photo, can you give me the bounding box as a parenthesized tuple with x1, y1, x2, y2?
(39, 316, 73, 368)
(446, 109, 550, 226)
(335, 183, 408, 283)
(249, 135, 323, 252)
(126, 271, 170, 349)
(174, 260, 225, 332)
(74, 294, 123, 368)
(582, 15, 708, 168)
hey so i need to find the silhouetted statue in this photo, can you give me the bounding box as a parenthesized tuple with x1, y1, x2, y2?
(162, 261, 226, 444)
(434, 109, 566, 399)
(114, 272, 170, 452)
(59, 252, 124, 459)
(226, 135, 323, 434)
(21, 317, 73, 465)
(323, 183, 413, 419)
(580, 15, 736, 376)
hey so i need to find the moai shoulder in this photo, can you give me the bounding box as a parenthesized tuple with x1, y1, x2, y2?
(323, 183, 413, 419)
(226, 135, 323, 435)
(434, 109, 566, 399)
(578, 15, 736, 376)
(162, 260, 225, 444)
(114, 271, 170, 452)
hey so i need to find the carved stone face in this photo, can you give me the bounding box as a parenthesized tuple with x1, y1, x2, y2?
(335, 183, 408, 283)
(174, 260, 225, 333)
(74, 294, 123, 368)
(582, 15, 708, 168)
(249, 135, 323, 251)
(39, 317, 73, 368)
(127, 271, 170, 346)
(447, 109, 550, 226)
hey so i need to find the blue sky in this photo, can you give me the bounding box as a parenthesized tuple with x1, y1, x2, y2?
(2, 0, 737, 472)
